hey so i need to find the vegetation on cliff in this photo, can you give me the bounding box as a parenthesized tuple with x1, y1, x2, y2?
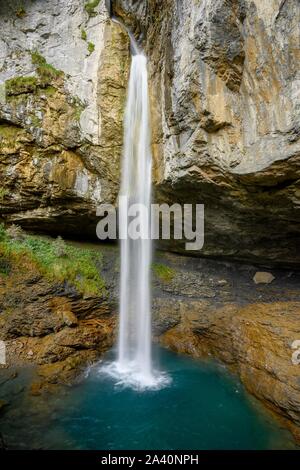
(84, 0, 100, 17)
(5, 76, 38, 96)
(152, 263, 175, 283)
(0, 225, 105, 296)
(31, 51, 63, 84)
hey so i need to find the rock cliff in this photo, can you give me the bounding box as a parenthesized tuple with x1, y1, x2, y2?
(0, 0, 128, 236)
(1, 0, 299, 264)
(114, 0, 300, 265)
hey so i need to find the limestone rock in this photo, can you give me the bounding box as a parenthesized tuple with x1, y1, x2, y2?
(149, 250, 300, 443)
(253, 271, 275, 284)
(0, 0, 130, 237)
(0, 241, 116, 388)
(1, 0, 300, 264)
(115, 0, 300, 266)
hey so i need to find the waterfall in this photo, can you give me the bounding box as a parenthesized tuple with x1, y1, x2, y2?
(118, 50, 153, 385)
(103, 21, 169, 390)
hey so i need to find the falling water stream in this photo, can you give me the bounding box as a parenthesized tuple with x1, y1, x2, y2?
(103, 21, 168, 389)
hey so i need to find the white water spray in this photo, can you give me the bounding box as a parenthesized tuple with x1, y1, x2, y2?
(118, 50, 153, 382)
(103, 27, 169, 390)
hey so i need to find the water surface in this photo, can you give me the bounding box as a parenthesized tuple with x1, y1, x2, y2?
(0, 347, 296, 450)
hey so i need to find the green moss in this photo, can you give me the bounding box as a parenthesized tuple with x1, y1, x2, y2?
(15, 6, 26, 18)
(31, 51, 63, 84)
(0, 124, 20, 140)
(0, 230, 106, 296)
(30, 114, 42, 127)
(5, 76, 38, 96)
(68, 96, 85, 122)
(152, 263, 176, 282)
(87, 42, 95, 55)
(81, 28, 87, 41)
(40, 85, 57, 97)
(0, 188, 9, 201)
(84, 0, 100, 17)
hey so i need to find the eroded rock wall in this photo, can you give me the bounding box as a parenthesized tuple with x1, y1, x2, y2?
(1, 0, 300, 263)
(0, 0, 129, 235)
(115, 0, 300, 265)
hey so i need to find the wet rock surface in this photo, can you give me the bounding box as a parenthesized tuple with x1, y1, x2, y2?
(0, 241, 116, 392)
(149, 251, 300, 443)
(1, 241, 300, 443)
(100, 244, 300, 442)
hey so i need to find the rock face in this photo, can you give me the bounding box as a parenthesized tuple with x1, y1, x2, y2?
(0, 0, 129, 236)
(1, 0, 300, 264)
(98, 244, 300, 443)
(149, 250, 300, 443)
(0, 241, 116, 391)
(114, 0, 300, 266)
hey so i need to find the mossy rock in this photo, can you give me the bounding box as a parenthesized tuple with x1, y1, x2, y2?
(152, 263, 176, 282)
(0, 187, 9, 202)
(87, 42, 95, 55)
(0, 227, 106, 297)
(5, 76, 38, 96)
(0, 124, 27, 145)
(84, 0, 100, 17)
(31, 51, 63, 85)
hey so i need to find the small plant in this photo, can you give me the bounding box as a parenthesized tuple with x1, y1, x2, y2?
(68, 96, 85, 122)
(0, 223, 7, 241)
(87, 42, 95, 55)
(53, 236, 67, 258)
(16, 6, 26, 18)
(152, 263, 176, 282)
(5, 76, 37, 96)
(31, 51, 63, 83)
(0, 188, 8, 201)
(6, 224, 25, 242)
(81, 28, 87, 41)
(84, 0, 100, 17)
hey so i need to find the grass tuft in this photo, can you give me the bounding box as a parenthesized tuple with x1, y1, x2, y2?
(0, 225, 106, 296)
(87, 42, 95, 55)
(31, 51, 63, 83)
(6, 76, 38, 96)
(84, 0, 100, 17)
(152, 263, 176, 282)
(15, 6, 26, 18)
